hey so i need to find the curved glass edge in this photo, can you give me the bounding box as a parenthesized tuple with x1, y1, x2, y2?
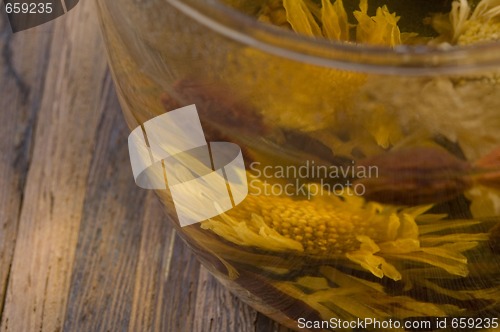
(167, 0, 500, 75)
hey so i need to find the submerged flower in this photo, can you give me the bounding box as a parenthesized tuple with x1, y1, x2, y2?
(223, 47, 366, 133)
(354, 0, 402, 47)
(431, 0, 500, 45)
(355, 75, 500, 161)
(321, 0, 350, 41)
(201, 176, 486, 281)
(264, 0, 403, 46)
(232, 0, 500, 47)
(273, 266, 464, 320)
(257, 0, 290, 28)
(282, 0, 322, 37)
(201, 211, 304, 252)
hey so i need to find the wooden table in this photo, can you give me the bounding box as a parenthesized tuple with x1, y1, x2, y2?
(0, 2, 293, 331)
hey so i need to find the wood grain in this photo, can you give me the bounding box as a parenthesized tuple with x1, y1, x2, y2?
(0, 12, 54, 317)
(1, 0, 109, 330)
(63, 76, 146, 331)
(0, 1, 294, 331)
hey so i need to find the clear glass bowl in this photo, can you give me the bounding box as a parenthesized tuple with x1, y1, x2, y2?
(96, 0, 500, 330)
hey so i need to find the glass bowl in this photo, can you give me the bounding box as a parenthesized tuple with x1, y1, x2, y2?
(95, 0, 500, 330)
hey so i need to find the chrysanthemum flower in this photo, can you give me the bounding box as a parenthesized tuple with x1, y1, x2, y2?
(201, 176, 487, 281)
(430, 0, 500, 45)
(274, 0, 403, 46)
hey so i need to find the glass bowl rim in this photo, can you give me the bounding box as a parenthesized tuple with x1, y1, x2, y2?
(168, 0, 500, 75)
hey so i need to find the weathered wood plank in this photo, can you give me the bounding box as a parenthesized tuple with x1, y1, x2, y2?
(62, 80, 146, 331)
(0, 13, 54, 318)
(128, 193, 175, 332)
(156, 226, 203, 332)
(0, 0, 108, 330)
(193, 267, 259, 332)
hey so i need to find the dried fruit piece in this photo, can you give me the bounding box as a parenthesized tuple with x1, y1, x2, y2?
(355, 147, 472, 205)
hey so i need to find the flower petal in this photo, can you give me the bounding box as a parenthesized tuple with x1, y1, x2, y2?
(283, 0, 322, 37)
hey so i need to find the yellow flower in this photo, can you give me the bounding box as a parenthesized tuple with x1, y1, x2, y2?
(458, 0, 500, 45)
(354, 0, 402, 47)
(257, 0, 290, 27)
(201, 176, 487, 281)
(362, 105, 404, 149)
(321, 0, 350, 41)
(223, 47, 366, 133)
(274, 266, 464, 321)
(233, 0, 500, 47)
(466, 186, 500, 217)
(355, 75, 500, 160)
(430, 0, 500, 45)
(282, 0, 322, 37)
(201, 210, 304, 252)
(276, 0, 404, 46)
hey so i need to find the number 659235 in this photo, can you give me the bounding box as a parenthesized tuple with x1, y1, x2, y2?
(5, 2, 53, 14)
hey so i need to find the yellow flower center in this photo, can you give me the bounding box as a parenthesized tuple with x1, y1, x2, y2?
(223, 191, 390, 255)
